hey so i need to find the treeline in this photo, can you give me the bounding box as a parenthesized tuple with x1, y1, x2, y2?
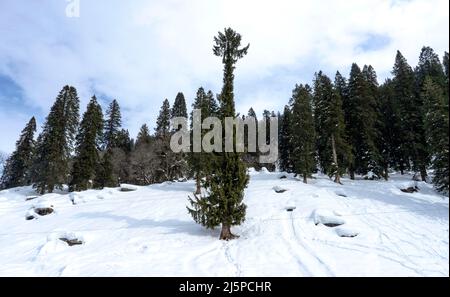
(0, 46, 448, 194)
(278, 47, 449, 193)
(0, 88, 209, 193)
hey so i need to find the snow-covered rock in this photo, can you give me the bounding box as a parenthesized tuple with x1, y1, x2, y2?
(120, 184, 139, 192)
(313, 209, 346, 227)
(273, 186, 288, 193)
(336, 226, 359, 238)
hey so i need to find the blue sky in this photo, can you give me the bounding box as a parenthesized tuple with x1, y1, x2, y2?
(0, 0, 448, 153)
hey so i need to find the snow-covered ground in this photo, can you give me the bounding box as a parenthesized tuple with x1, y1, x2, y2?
(0, 171, 448, 276)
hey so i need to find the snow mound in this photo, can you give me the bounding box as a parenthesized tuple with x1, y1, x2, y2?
(273, 186, 288, 193)
(260, 167, 269, 173)
(335, 226, 359, 238)
(120, 184, 139, 192)
(248, 167, 258, 175)
(313, 209, 346, 227)
(25, 209, 37, 220)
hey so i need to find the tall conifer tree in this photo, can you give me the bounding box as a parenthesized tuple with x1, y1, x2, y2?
(290, 84, 316, 183)
(33, 86, 79, 194)
(69, 96, 104, 191)
(188, 28, 250, 240)
(0, 117, 36, 189)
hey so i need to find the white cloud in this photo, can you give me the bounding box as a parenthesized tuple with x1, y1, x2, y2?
(0, 0, 448, 153)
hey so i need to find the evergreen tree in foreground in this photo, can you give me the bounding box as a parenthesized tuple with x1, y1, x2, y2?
(422, 77, 449, 193)
(69, 96, 104, 191)
(33, 86, 79, 194)
(290, 84, 316, 183)
(188, 28, 250, 240)
(0, 117, 36, 189)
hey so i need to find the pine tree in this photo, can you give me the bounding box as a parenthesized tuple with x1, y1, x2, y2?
(69, 96, 104, 191)
(377, 79, 399, 180)
(171, 92, 189, 179)
(290, 84, 315, 183)
(171, 92, 188, 119)
(188, 87, 218, 194)
(116, 129, 134, 153)
(93, 148, 116, 188)
(392, 51, 417, 174)
(0, 117, 36, 189)
(422, 77, 449, 193)
(153, 99, 175, 182)
(243, 107, 259, 170)
(278, 105, 294, 173)
(188, 28, 250, 240)
(113, 129, 134, 183)
(33, 86, 79, 194)
(314, 72, 352, 183)
(345, 63, 380, 178)
(362, 65, 384, 177)
(135, 124, 152, 148)
(412, 47, 446, 180)
(444, 52, 449, 100)
(155, 99, 171, 138)
(103, 99, 121, 149)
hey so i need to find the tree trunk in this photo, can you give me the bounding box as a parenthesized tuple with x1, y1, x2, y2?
(195, 174, 201, 195)
(420, 166, 427, 182)
(220, 223, 239, 241)
(331, 134, 342, 184)
(399, 162, 405, 175)
(383, 164, 389, 181)
(303, 175, 307, 184)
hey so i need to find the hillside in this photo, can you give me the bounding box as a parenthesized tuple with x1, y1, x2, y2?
(0, 170, 448, 276)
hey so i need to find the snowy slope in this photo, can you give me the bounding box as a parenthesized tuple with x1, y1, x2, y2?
(0, 171, 448, 276)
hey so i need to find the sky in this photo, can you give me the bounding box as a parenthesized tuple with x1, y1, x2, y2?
(0, 0, 448, 154)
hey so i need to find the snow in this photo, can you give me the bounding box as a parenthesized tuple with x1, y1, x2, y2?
(335, 226, 360, 238)
(0, 172, 448, 276)
(313, 209, 346, 226)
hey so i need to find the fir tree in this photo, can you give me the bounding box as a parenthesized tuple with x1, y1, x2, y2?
(93, 148, 116, 188)
(153, 99, 177, 182)
(171, 92, 188, 119)
(422, 77, 449, 193)
(278, 105, 294, 173)
(188, 87, 218, 194)
(135, 124, 152, 148)
(155, 99, 171, 138)
(0, 117, 36, 189)
(392, 51, 417, 174)
(243, 107, 260, 170)
(103, 99, 122, 149)
(69, 96, 104, 191)
(314, 72, 352, 183)
(290, 84, 315, 183)
(412, 47, 446, 180)
(33, 86, 79, 194)
(260, 110, 276, 171)
(345, 63, 380, 178)
(188, 28, 250, 240)
(171, 92, 189, 179)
